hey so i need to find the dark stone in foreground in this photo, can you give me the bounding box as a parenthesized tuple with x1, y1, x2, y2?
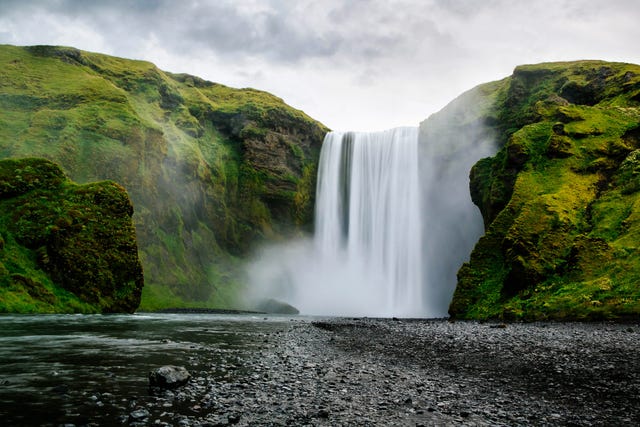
(129, 408, 150, 421)
(148, 365, 191, 389)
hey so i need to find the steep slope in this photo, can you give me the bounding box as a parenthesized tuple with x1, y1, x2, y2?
(0, 158, 143, 313)
(417, 76, 509, 313)
(0, 45, 328, 309)
(449, 60, 640, 320)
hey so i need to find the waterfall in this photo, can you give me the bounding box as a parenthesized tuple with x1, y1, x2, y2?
(312, 128, 423, 317)
(247, 119, 493, 318)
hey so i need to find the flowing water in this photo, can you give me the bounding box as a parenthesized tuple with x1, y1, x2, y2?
(249, 128, 425, 317)
(311, 128, 423, 316)
(0, 313, 295, 425)
(249, 124, 494, 318)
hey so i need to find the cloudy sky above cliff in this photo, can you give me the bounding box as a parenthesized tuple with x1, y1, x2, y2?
(1, 0, 639, 131)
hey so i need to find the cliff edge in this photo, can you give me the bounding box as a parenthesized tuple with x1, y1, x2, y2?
(450, 60, 640, 320)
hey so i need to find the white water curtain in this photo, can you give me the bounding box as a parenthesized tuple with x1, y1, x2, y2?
(310, 128, 423, 317)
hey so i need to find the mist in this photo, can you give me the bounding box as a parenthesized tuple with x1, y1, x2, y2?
(246, 128, 423, 317)
(246, 94, 497, 317)
(418, 100, 497, 315)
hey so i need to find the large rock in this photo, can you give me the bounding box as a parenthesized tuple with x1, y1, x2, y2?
(148, 365, 191, 389)
(256, 298, 300, 315)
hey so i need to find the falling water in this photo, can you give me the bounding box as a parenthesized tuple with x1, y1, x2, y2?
(247, 118, 494, 318)
(312, 128, 423, 316)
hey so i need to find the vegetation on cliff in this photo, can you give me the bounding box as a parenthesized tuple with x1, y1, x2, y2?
(450, 60, 640, 320)
(0, 157, 143, 313)
(0, 44, 328, 310)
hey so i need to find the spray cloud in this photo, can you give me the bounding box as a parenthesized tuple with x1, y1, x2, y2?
(247, 90, 497, 317)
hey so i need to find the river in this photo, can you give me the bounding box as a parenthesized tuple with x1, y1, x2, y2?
(0, 313, 295, 426)
(1, 314, 639, 426)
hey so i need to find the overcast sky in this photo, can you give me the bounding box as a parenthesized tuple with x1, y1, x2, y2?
(1, 0, 639, 131)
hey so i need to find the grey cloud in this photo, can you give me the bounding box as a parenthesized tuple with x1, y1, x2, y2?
(2, 0, 639, 131)
(171, 3, 344, 62)
(0, 0, 450, 65)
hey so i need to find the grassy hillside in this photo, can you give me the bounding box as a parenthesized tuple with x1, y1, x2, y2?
(0, 45, 328, 310)
(0, 158, 143, 313)
(449, 60, 640, 320)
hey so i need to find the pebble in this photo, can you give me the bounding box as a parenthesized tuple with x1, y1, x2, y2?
(11, 319, 640, 426)
(129, 408, 150, 421)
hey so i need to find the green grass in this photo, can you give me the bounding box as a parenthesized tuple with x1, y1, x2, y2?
(0, 44, 328, 311)
(450, 60, 640, 320)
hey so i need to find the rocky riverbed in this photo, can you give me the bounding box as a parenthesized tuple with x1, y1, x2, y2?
(163, 319, 640, 426)
(2, 316, 639, 426)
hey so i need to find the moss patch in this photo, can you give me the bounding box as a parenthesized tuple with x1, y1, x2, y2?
(0, 44, 328, 309)
(451, 60, 640, 320)
(0, 157, 143, 313)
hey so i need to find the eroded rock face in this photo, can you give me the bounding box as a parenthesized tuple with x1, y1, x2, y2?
(149, 366, 191, 389)
(448, 61, 640, 320)
(0, 158, 144, 313)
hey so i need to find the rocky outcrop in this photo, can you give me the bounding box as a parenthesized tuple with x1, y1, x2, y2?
(449, 60, 640, 320)
(0, 45, 328, 309)
(0, 157, 143, 313)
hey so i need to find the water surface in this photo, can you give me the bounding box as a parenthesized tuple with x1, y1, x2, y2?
(0, 313, 296, 425)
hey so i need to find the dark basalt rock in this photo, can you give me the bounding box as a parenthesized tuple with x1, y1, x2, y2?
(149, 366, 191, 389)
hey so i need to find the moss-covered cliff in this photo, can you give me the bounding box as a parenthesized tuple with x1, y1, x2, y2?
(0, 157, 143, 313)
(450, 60, 640, 320)
(0, 44, 328, 310)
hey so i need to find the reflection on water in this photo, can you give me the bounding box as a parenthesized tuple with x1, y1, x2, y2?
(0, 313, 296, 426)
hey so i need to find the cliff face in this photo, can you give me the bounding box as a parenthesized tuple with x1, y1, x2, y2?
(450, 61, 640, 320)
(0, 158, 143, 313)
(0, 45, 327, 309)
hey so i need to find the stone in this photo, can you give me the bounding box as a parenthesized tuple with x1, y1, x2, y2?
(317, 408, 330, 418)
(129, 408, 150, 421)
(255, 298, 300, 315)
(149, 366, 191, 389)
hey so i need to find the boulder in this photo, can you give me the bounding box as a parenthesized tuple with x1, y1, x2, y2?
(256, 298, 300, 315)
(148, 365, 191, 389)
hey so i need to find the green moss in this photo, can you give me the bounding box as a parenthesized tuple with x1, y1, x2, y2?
(0, 157, 143, 313)
(0, 44, 328, 310)
(451, 60, 640, 321)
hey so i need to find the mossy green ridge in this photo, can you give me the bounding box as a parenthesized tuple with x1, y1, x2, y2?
(0, 157, 143, 313)
(448, 60, 640, 321)
(0, 44, 328, 310)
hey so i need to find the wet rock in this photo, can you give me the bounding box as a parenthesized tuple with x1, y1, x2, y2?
(316, 408, 330, 418)
(227, 413, 241, 424)
(129, 408, 150, 421)
(149, 366, 191, 389)
(255, 298, 299, 315)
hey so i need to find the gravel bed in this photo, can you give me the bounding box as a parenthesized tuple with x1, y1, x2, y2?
(114, 318, 640, 426)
